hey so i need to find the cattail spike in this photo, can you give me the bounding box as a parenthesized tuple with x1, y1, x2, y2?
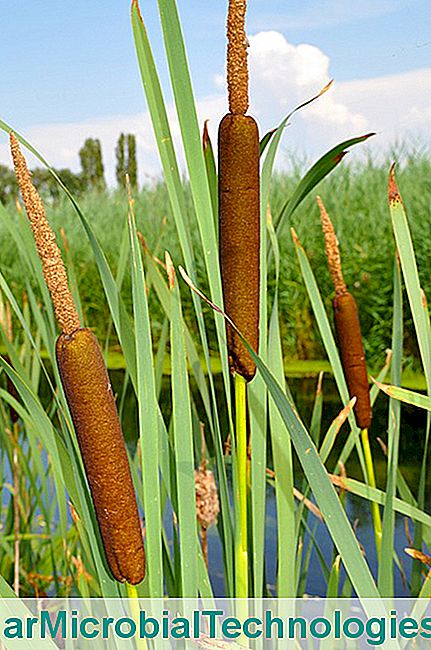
(317, 196, 347, 296)
(57, 329, 145, 584)
(219, 113, 260, 380)
(227, 0, 249, 115)
(333, 292, 372, 429)
(10, 133, 80, 335)
(318, 195, 371, 429)
(219, 0, 259, 380)
(10, 134, 145, 584)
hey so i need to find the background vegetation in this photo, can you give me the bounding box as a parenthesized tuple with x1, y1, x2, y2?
(1, 148, 430, 371)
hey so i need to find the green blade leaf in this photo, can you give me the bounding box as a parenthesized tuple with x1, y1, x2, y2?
(128, 206, 164, 597)
(274, 133, 375, 240)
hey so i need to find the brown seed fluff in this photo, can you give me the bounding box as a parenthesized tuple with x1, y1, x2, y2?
(195, 463, 220, 530)
(9, 133, 80, 335)
(333, 292, 372, 430)
(218, 113, 260, 380)
(56, 328, 146, 584)
(227, 0, 249, 115)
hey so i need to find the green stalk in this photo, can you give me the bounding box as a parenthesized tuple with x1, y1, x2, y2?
(235, 373, 248, 598)
(360, 427, 382, 557)
(126, 583, 147, 650)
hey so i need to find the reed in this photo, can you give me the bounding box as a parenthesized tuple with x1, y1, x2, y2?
(318, 195, 381, 554)
(318, 196, 371, 430)
(218, 0, 260, 382)
(217, 0, 260, 599)
(10, 133, 145, 585)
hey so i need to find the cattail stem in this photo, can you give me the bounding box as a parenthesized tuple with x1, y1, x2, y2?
(10, 134, 145, 585)
(235, 373, 248, 598)
(361, 428, 382, 557)
(220, 0, 256, 607)
(126, 583, 148, 650)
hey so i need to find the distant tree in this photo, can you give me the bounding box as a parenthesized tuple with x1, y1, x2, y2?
(115, 133, 138, 191)
(79, 138, 106, 192)
(0, 162, 84, 205)
(115, 133, 126, 188)
(0, 165, 18, 204)
(127, 134, 138, 190)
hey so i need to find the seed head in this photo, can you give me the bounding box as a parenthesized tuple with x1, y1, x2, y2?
(195, 462, 220, 530)
(10, 133, 80, 335)
(227, 0, 249, 115)
(317, 196, 347, 296)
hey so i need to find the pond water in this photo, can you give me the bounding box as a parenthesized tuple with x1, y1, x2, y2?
(3, 370, 428, 597)
(111, 371, 430, 598)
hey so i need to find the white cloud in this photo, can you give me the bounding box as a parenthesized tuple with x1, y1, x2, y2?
(247, 31, 369, 140)
(1, 31, 430, 186)
(335, 67, 431, 138)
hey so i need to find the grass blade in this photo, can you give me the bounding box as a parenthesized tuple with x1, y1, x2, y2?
(267, 208, 296, 597)
(128, 205, 163, 597)
(168, 255, 199, 597)
(378, 256, 403, 595)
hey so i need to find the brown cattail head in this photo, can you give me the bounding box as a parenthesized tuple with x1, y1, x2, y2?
(227, 0, 249, 115)
(318, 196, 371, 429)
(218, 113, 260, 380)
(333, 292, 372, 430)
(11, 136, 145, 584)
(9, 133, 80, 335)
(56, 328, 146, 584)
(317, 196, 347, 296)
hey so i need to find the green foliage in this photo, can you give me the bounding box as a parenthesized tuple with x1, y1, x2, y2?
(1, 157, 430, 370)
(31, 167, 85, 202)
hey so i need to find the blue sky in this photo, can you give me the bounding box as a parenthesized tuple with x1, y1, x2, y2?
(1, 1, 431, 181)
